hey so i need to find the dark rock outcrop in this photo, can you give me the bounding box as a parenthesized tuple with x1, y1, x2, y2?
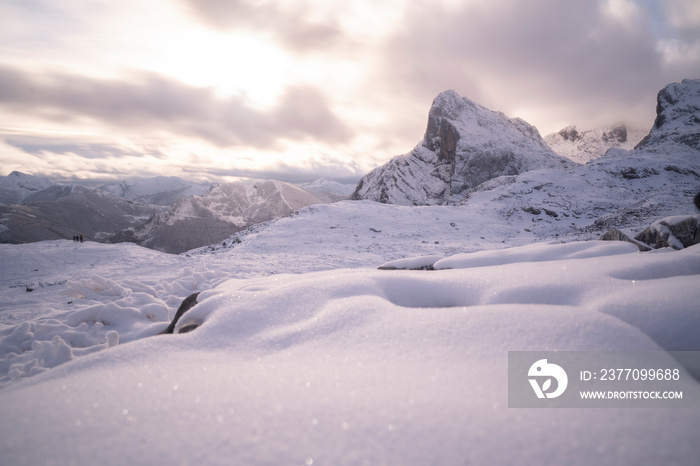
(634, 215, 700, 250)
(599, 229, 652, 251)
(160, 292, 201, 334)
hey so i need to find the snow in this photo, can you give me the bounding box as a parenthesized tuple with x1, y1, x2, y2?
(0, 171, 58, 205)
(544, 125, 647, 164)
(353, 90, 572, 206)
(1, 203, 699, 465)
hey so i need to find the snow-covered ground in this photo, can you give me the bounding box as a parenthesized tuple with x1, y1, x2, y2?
(1, 200, 699, 465)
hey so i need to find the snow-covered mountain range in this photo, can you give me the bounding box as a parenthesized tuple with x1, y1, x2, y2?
(1, 79, 699, 466)
(99, 176, 211, 206)
(0, 172, 355, 250)
(544, 125, 647, 163)
(0, 182, 162, 244)
(299, 177, 355, 202)
(0, 171, 58, 205)
(2, 79, 699, 254)
(348, 79, 699, 240)
(112, 180, 323, 254)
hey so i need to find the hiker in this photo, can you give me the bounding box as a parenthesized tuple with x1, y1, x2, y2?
(80, 234, 83, 243)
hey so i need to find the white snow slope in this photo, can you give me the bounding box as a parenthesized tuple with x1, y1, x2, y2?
(1, 208, 699, 465)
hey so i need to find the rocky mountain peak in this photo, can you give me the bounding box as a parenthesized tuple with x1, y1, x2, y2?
(602, 125, 627, 144)
(545, 124, 645, 164)
(352, 90, 569, 206)
(424, 91, 475, 162)
(557, 126, 581, 142)
(635, 78, 700, 154)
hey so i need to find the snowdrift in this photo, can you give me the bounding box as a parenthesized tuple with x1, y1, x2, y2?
(1, 239, 699, 465)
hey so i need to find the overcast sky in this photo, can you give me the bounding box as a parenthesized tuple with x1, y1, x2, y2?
(1, 0, 698, 184)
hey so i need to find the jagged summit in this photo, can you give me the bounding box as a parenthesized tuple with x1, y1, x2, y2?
(351, 90, 572, 206)
(635, 78, 700, 154)
(545, 124, 646, 164)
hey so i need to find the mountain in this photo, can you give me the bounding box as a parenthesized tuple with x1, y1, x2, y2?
(635, 78, 700, 154)
(100, 176, 211, 206)
(0, 185, 162, 243)
(112, 180, 323, 254)
(544, 125, 647, 164)
(348, 80, 699, 238)
(299, 177, 356, 202)
(0, 171, 58, 205)
(351, 90, 573, 205)
(455, 78, 700, 237)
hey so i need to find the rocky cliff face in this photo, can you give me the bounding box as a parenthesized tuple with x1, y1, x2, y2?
(352, 90, 572, 206)
(636, 78, 700, 155)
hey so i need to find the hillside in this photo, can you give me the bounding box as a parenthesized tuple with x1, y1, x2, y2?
(113, 180, 323, 253)
(0, 184, 161, 243)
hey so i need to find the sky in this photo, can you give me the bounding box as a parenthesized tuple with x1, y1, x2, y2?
(0, 0, 698, 184)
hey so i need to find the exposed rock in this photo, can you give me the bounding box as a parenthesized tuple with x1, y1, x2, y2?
(599, 229, 652, 251)
(160, 292, 201, 334)
(522, 206, 542, 215)
(602, 126, 627, 144)
(634, 215, 700, 250)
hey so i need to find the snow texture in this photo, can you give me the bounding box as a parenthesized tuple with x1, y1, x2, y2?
(1, 229, 699, 465)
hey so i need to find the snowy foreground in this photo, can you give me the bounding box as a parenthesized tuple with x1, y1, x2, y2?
(1, 204, 700, 465)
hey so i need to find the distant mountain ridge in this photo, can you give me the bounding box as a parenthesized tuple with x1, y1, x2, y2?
(0, 171, 58, 205)
(299, 177, 355, 202)
(0, 184, 161, 244)
(111, 180, 323, 254)
(544, 125, 647, 164)
(0, 172, 344, 250)
(351, 90, 573, 205)
(100, 176, 211, 206)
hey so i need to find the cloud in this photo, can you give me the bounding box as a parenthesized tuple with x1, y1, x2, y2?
(183, 159, 364, 185)
(372, 0, 697, 133)
(0, 65, 350, 148)
(182, 0, 346, 53)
